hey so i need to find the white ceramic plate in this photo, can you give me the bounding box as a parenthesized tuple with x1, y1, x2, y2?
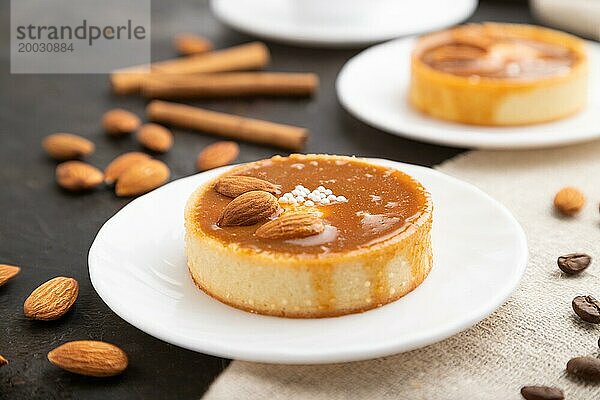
(210, 0, 477, 48)
(89, 159, 527, 364)
(337, 37, 600, 149)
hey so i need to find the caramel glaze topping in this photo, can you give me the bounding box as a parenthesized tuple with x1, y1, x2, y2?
(193, 155, 429, 257)
(421, 25, 578, 80)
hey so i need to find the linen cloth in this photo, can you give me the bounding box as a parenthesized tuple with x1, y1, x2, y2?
(203, 143, 600, 399)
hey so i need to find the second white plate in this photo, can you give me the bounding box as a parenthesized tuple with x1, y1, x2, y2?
(89, 159, 527, 364)
(211, 0, 476, 48)
(337, 37, 600, 149)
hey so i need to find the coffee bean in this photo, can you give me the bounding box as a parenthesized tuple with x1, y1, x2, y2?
(558, 253, 591, 274)
(572, 295, 600, 323)
(566, 356, 600, 381)
(520, 386, 564, 400)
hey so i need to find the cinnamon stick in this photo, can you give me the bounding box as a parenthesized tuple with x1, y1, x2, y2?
(174, 34, 213, 56)
(142, 72, 319, 99)
(146, 101, 307, 151)
(110, 42, 270, 95)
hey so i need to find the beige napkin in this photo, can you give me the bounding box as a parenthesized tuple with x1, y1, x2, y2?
(203, 143, 600, 400)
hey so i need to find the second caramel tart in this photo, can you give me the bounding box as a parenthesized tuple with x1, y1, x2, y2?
(409, 23, 588, 126)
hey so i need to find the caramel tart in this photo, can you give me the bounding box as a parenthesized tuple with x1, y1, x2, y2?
(409, 23, 587, 125)
(184, 154, 433, 318)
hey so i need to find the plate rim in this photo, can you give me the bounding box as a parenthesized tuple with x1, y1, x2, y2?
(336, 37, 600, 149)
(89, 159, 528, 364)
(210, 0, 477, 47)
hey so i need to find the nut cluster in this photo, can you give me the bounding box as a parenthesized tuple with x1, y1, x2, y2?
(43, 108, 173, 197)
(43, 108, 245, 198)
(0, 266, 128, 377)
(213, 176, 325, 240)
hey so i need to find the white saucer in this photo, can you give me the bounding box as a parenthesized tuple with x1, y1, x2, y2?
(89, 159, 527, 364)
(337, 37, 600, 149)
(210, 0, 477, 47)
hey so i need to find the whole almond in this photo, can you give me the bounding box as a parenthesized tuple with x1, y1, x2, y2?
(104, 152, 151, 185)
(48, 340, 128, 377)
(214, 176, 279, 198)
(102, 108, 141, 135)
(56, 161, 104, 191)
(218, 191, 279, 226)
(24, 276, 79, 320)
(42, 133, 95, 160)
(256, 212, 324, 240)
(115, 159, 170, 197)
(554, 187, 585, 216)
(0, 264, 20, 286)
(196, 141, 239, 171)
(136, 123, 173, 153)
(0, 355, 7, 367)
(174, 33, 213, 56)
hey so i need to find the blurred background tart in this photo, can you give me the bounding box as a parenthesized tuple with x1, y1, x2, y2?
(184, 154, 433, 318)
(409, 23, 588, 126)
